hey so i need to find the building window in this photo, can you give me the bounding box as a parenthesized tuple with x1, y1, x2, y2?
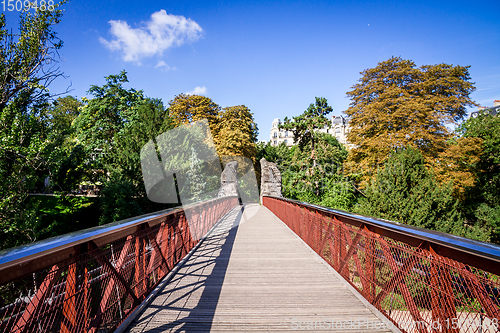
(273, 132, 277, 138)
(285, 131, 288, 137)
(284, 139, 287, 145)
(274, 141, 277, 145)
(335, 129, 341, 134)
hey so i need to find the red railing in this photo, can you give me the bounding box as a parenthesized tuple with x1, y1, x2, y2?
(0, 196, 238, 333)
(263, 196, 500, 333)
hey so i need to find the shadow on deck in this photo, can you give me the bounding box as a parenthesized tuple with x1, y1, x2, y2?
(124, 205, 394, 333)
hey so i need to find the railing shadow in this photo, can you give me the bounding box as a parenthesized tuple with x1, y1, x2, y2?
(127, 206, 243, 332)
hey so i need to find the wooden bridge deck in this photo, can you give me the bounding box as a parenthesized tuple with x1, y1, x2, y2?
(124, 204, 396, 332)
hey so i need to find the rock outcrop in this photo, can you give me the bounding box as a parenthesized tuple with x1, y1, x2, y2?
(218, 161, 239, 198)
(260, 158, 282, 198)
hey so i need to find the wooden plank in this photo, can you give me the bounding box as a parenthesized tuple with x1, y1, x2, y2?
(124, 204, 395, 332)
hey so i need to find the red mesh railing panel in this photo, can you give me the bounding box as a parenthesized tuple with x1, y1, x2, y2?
(0, 197, 238, 333)
(264, 196, 500, 333)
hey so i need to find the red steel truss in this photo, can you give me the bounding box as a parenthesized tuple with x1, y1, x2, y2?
(0, 197, 238, 333)
(263, 196, 500, 333)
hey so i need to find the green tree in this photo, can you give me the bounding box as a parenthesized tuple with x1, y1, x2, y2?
(74, 74, 178, 224)
(47, 96, 85, 192)
(97, 98, 175, 224)
(256, 141, 295, 165)
(460, 114, 500, 208)
(47, 96, 81, 135)
(345, 57, 477, 180)
(184, 147, 206, 203)
(0, 2, 69, 249)
(52, 144, 87, 192)
(74, 71, 144, 156)
(73, 71, 144, 182)
(355, 146, 469, 236)
(0, 2, 69, 111)
(98, 174, 142, 225)
(280, 97, 333, 169)
(458, 113, 500, 243)
(256, 141, 279, 163)
(278, 133, 352, 207)
(320, 178, 356, 211)
(113, 98, 173, 189)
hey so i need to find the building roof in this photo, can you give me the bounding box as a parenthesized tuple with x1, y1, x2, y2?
(469, 105, 500, 119)
(331, 115, 350, 125)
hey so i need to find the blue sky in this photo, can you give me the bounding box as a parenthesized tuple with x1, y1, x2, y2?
(5, 0, 500, 141)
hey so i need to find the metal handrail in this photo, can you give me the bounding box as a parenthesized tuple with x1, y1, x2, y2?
(0, 196, 239, 333)
(0, 207, 179, 267)
(0, 196, 238, 285)
(263, 195, 500, 274)
(263, 195, 500, 333)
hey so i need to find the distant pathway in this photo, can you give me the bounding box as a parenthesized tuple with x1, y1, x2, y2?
(125, 204, 395, 332)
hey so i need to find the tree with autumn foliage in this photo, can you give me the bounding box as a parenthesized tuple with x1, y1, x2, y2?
(167, 101, 259, 202)
(168, 93, 220, 137)
(431, 136, 483, 201)
(214, 105, 259, 202)
(214, 105, 258, 160)
(345, 57, 477, 179)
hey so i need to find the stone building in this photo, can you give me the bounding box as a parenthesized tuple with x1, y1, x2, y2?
(270, 118, 295, 147)
(470, 100, 500, 119)
(317, 115, 350, 146)
(269, 115, 351, 147)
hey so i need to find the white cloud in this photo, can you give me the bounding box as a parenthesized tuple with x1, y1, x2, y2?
(100, 10, 203, 63)
(155, 60, 174, 70)
(185, 86, 207, 95)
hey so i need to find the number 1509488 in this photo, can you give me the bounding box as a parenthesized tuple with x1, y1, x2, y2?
(2, 0, 54, 12)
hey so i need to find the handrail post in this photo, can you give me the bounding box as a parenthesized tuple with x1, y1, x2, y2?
(60, 261, 77, 333)
(363, 225, 376, 303)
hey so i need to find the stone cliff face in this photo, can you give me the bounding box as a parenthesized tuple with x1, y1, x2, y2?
(260, 158, 282, 198)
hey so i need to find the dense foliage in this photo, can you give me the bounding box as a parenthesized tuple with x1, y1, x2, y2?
(260, 117, 355, 211)
(458, 114, 500, 243)
(355, 147, 465, 234)
(259, 138, 354, 211)
(215, 105, 258, 161)
(168, 93, 220, 136)
(0, 2, 70, 249)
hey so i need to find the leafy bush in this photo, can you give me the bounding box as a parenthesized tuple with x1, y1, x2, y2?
(99, 175, 142, 225)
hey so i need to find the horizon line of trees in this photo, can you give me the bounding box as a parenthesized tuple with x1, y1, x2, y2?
(0, 66, 260, 249)
(1, 2, 499, 251)
(0, 5, 261, 250)
(260, 57, 499, 244)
